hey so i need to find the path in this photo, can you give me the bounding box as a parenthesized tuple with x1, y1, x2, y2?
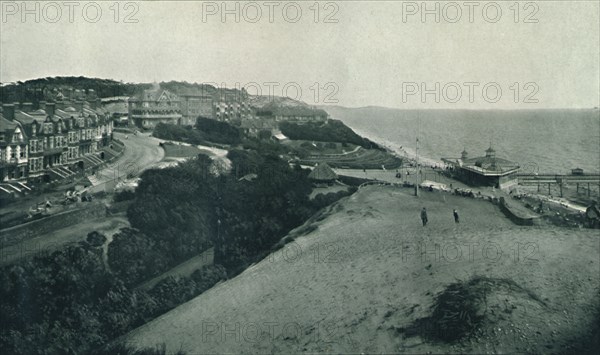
(136, 248, 215, 291)
(0, 215, 129, 266)
(89, 132, 165, 185)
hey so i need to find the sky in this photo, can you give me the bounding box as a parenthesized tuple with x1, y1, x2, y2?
(1, 0, 599, 109)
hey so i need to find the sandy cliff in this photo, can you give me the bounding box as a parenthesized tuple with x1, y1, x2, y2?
(125, 186, 599, 354)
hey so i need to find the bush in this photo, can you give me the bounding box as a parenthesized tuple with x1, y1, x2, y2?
(92, 342, 186, 355)
(312, 189, 354, 209)
(279, 120, 383, 150)
(86, 231, 107, 248)
(114, 189, 135, 202)
(153, 121, 241, 146)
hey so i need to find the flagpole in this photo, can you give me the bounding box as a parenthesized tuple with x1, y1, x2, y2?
(415, 111, 420, 197)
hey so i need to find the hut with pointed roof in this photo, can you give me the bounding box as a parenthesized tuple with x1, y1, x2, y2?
(308, 162, 338, 186)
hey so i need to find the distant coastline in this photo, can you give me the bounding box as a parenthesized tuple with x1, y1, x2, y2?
(348, 126, 443, 168)
(324, 106, 600, 174)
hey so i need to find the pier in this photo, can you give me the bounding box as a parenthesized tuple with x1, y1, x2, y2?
(517, 173, 600, 197)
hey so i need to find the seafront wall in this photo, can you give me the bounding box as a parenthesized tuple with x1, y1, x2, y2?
(0, 203, 107, 247)
(498, 197, 540, 226)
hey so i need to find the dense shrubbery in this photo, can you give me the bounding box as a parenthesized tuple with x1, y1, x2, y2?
(0, 76, 145, 103)
(112, 146, 320, 277)
(214, 153, 316, 272)
(153, 120, 240, 146)
(195, 117, 242, 144)
(92, 342, 186, 355)
(312, 188, 357, 209)
(114, 189, 136, 202)
(116, 142, 334, 274)
(0, 129, 358, 354)
(152, 123, 204, 144)
(0, 241, 225, 355)
(280, 120, 383, 149)
(112, 155, 217, 285)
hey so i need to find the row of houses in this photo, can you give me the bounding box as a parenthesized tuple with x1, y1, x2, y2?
(127, 85, 329, 133)
(0, 100, 114, 182)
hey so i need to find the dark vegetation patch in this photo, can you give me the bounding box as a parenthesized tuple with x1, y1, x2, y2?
(397, 276, 547, 343)
(92, 342, 186, 355)
(153, 119, 241, 146)
(279, 120, 383, 150)
(0, 242, 224, 354)
(114, 189, 136, 202)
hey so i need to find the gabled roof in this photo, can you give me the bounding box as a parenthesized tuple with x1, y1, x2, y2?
(308, 162, 338, 181)
(131, 87, 180, 102)
(18, 118, 41, 137)
(14, 111, 41, 125)
(54, 109, 72, 119)
(462, 156, 519, 172)
(83, 107, 98, 117)
(0, 115, 27, 144)
(0, 114, 18, 133)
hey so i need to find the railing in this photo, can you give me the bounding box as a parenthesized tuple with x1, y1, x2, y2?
(518, 173, 600, 182)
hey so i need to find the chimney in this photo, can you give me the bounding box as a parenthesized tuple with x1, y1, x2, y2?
(2, 104, 15, 121)
(46, 103, 56, 117)
(74, 101, 84, 113)
(22, 102, 33, 112)
(39, 101, 46, 110)
(90, 99, 98, 110)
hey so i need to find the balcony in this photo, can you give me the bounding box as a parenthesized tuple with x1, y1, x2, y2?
(0, 158, 18, 167)
(43, 147, 67, 156)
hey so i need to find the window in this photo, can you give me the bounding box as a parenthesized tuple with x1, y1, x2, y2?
(12, 130, 23, 142)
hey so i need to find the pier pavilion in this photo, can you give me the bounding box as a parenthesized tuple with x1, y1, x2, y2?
(442, 147, 520, 190)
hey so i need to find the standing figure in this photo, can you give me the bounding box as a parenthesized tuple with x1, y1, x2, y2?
(421, 207, 428, 226)
(453, 209, 459, 223)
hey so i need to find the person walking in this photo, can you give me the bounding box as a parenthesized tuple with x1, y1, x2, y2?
(453, 209, 459, 223)
(421, 207, 428, 226)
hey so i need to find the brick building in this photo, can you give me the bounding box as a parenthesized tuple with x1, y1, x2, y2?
(179, 90, 214, 126)
(128, 84, 182, 129)
(0, 100, 113, 182)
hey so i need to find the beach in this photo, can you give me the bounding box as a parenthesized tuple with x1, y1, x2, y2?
(326, 107, 600, 174)
(337, 112, 600, 211)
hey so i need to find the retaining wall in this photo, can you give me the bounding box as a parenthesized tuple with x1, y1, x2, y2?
(499, 197, 540, 226)
(0, 203, 107, 247)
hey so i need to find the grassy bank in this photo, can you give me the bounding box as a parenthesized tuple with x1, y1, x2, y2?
(125, 186, 600, 354)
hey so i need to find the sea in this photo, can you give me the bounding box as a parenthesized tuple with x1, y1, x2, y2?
(323, 107, 600, 175)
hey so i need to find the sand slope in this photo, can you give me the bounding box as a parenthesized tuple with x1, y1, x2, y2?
(125, 186, 599, 354)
